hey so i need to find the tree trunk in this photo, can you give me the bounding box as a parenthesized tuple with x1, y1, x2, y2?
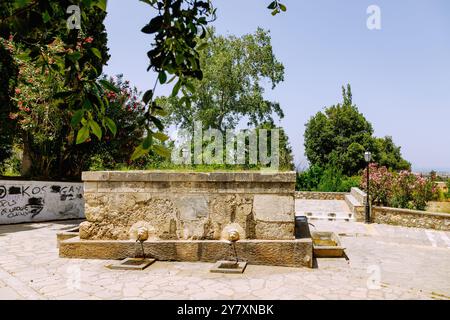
(20, 132, 32, 177)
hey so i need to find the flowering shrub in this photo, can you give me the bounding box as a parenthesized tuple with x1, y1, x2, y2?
(361, 164, 436, 211)
(86, 74, 152, 170)
(1, 33, 163, 178)
(3, 36, 65, 135)
(1, 36, 67, 177)
(392, 170, 435, 210)
(361, 163, 394, 206)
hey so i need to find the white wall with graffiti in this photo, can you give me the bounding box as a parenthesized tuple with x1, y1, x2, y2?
(0, 180, 84, 224)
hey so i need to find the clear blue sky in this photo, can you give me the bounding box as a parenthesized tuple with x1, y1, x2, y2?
(103, 0, 450, 172)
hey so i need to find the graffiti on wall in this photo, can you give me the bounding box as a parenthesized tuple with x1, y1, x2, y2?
(0, 181, 84, 223)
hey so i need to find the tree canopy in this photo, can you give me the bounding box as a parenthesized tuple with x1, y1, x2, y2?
(161, 27, 285, 132)
(158, 27, 293, 170)
(304, 84, 410, 176)
(1, 0, 286, 165)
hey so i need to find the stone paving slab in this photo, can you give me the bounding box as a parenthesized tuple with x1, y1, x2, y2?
(295, 199, 352, 215)
(0, 219, 449, 300)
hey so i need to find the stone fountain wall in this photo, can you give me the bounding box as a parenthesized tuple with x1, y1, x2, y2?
(80, 171, 297, 241)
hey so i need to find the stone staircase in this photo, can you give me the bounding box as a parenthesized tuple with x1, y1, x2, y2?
(344, 187, 366, 221)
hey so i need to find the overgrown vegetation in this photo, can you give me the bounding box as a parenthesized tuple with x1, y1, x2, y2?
(0, 33, 294, 176)
(159, 27, 294, 171)
(296, 164, 361, 192)
(0, 0, 286, 176)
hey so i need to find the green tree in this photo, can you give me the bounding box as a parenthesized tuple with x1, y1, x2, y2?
(162, 27, 285, 133)
(158, 28, 293, 170)
(1, 1, 286, 162)
(296, 165, 324, 191)
(373, 136, 411, 170)
(0, 37, 17, 166)
(2, 35, 153, 179)
(296, 164, 361, 192)
(255, 122, 294, 171)
(1, 1, 114, 177)
(304, 84, 409, 176)
(86, 74, 169, 172)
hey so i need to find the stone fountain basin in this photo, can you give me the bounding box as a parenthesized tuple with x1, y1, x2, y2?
(58, 236, 313, 268)
(311, 231, 345, 258)
(56, 226, 80, 248)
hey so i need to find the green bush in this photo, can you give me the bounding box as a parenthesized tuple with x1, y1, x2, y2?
(435, 189, 446, 202)
(0, 144, 21, 176)
(340, 175, 362, 192)
(296, 165, 324, 191)
(296, 165, 361, 192)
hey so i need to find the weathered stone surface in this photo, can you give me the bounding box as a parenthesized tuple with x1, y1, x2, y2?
(255, 221, 295, 240)
(82, 171, 296, 183)
(372, 206, 450, 231)
(208, 194, 254, 239)
(253, 195, 294, 222)
(128, 221, 158, 241)
(59, 237, 313, 268)
(350, 187, 367, 205)
(80, 194, 181, 240)
(173, 195, 208, 221)
(56, 226, 79, 248)
(79, 221, 94, 239)
(80, 171, 296, 241)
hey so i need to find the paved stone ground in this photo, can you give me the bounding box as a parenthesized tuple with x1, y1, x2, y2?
(295, 199, 355, 221)
(0, 219, 449, 300)
(295, 200, 352, 214)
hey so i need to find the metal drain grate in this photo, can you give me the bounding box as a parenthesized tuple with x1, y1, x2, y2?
(106, 257, 155, 270)
(210, 260, 247, 274)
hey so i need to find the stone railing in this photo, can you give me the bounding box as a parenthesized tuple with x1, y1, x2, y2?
(80, 171, 297, 241)
(350, 187, 367, 205)
(372, 206, 450, 231)
(295, 191, 346, 200)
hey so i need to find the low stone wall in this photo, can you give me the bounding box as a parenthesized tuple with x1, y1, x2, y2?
(0, 180, 84, 224)
(372, 206, 450, 231)
(59, 237, 313, 268)
(81, 171, 297, 241)
(295, 191, 346, 200)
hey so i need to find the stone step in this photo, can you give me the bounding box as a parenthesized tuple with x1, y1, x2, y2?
(350, 187, 366, 205)
(345, 194, 363, 212)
